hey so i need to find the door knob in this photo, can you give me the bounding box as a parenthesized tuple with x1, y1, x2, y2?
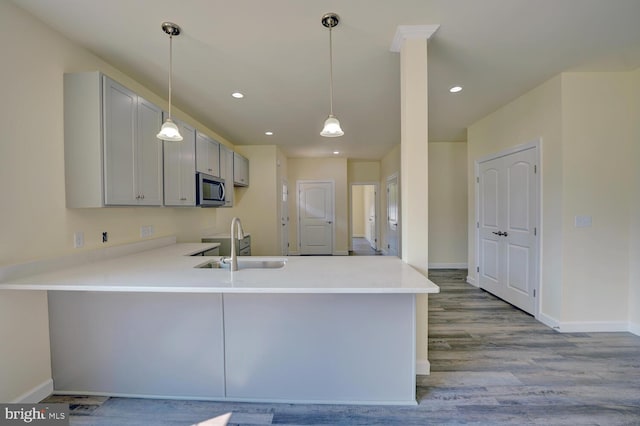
(492, 231, 508, 237)
(327, 221, 333, 224)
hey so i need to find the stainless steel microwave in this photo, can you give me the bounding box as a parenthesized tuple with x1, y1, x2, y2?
(196, 173, 225, 207)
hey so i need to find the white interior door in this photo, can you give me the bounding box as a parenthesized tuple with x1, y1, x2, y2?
(478, 146, 538, 315)
(298, 181, 334, 255)
(386, 174, 400, 257)
(364, 185, 377, 250)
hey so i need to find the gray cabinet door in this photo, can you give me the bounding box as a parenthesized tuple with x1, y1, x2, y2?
(233, 152, 249, 186)
(219, 145, 234, 207)
(103, 77, 163, 206)
(136, 97, 163, 205)
(196, 131, 220, 177)
(163, 118, 196, 206)
(103, 77, 137, 205)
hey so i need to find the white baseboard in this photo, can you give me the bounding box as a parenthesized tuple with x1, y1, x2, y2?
(288, 250, 348, 256)
(428, 263, 468, 269)
(11, 379, 53, 403)
(537, 312, 560, 330)
(352, 234, 365, 238)
(556, 321, 629, 333)
(416, 359, 430, 375)
(466, 275, 478, 287)
(537, 312, 640, 336)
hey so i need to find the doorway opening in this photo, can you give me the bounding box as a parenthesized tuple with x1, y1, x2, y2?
(350, 183, 381, 256)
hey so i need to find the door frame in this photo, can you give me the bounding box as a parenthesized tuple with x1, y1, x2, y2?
(296, 180, 335, 255)
(474, 138, 541, 318)
(349, 182, 380, 251)
(385, 173, 401, 257)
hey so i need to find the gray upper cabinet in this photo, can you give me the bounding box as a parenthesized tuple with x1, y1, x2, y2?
(64, 72, 163, 207)
(233, 152, 249, 187)
(219, 144, 234, 207)
(103, 77, 163, 206)
(196, 131, 220, 177)
(163, 117, 196, 206)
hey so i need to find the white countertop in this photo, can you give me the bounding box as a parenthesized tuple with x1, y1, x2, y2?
(0, 242, 439, 294)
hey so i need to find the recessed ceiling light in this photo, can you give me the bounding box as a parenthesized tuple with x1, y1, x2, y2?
(449, 86, 463, 93)
(231, 92, 244, 99)
(265, 131, 273, 136)
(333, 151, 340, 155)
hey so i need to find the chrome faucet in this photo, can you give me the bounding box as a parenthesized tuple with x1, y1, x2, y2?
(229, 217, 245, 271)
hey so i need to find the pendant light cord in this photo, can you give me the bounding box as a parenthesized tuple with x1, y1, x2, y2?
(168, 34, 173, 119)
(328, 23, 334, 116)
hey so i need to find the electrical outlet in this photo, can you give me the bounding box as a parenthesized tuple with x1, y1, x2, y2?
(74, 231, 84, 248)
(102, 231, 108, 243)
(574, 215, 592, 228)
(140, 225, 155, 238)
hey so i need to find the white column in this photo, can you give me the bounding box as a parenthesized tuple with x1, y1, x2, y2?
(391, 25, 438, 375)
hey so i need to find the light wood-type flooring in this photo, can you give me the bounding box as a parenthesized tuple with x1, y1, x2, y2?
(43, 269, 640, 425)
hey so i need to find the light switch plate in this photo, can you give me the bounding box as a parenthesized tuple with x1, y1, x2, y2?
(574, 215, 592, 228)
(74, 231, 84, 248)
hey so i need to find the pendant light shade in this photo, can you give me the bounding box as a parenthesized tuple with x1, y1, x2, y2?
(320, 13, 344, 138)
(157, 118, 182, 141)
(157, 22, 183, 142)
(321, 115, 344, 137)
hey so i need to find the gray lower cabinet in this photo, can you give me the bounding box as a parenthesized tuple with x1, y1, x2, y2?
(202, 235, 251, 256)
(47, 291, 416, 404)
(48, 292, 225, 398)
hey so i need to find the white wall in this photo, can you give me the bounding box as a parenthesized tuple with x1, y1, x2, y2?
(628, 68, 640, 333)
(468, 75, 564, 320)
(0, 1, 243, 401)
(287, 158, 349, 255)
(560, 72, 634, 323)
(215, 145, 281, 256)
(428, 142, 468, 268)
(468, 70, 640, 331)
(351, 186, 366, 237)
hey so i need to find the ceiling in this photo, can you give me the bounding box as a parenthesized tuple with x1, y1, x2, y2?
(13, 0, 640, 160)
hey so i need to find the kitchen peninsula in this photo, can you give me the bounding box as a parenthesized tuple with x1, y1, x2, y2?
(0, 237, 439, 405)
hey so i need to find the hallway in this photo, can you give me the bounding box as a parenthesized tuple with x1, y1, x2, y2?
(349, 237, 382, 256)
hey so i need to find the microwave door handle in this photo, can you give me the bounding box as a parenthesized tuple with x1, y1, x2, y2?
(220, 182, 225, 202)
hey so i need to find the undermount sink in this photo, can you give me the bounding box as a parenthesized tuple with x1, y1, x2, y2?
(196, 258, 286, 270)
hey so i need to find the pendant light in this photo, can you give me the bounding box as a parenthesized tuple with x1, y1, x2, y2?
(157, 22, 183, 142)
(320, 13, 344, 138)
